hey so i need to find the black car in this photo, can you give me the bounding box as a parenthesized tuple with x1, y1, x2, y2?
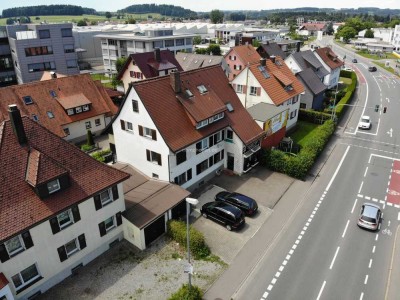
(201, 201, 245, 231)
(368, 66, 377, 72)
(215, 191, 258, 216)
(352, 58, 358, 63)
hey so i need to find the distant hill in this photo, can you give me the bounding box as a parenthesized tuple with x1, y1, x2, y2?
(2, 5, 96, 17)
(117, 4, 197, 18)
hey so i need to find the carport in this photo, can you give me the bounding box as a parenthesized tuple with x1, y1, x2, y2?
(112, 163, 190, 250)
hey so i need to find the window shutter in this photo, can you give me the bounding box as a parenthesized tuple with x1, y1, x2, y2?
(116, 212, 122, 226)
(146, 149, 151, 161)
(112, 185, 119, 201)
(78, 234, 87, 250)
(157, 153, 162, 166)
(120, 119, 125, 130)
(138, 125, 143, 136)
(71, 205, 81, 223)
(57, 245, 68, 262)
(239, 65, 242, 70)
(257, 87, 261, 96)
(99, 222, 106, 237)
(221, 150, 225, 160)
(243, 85, 247, 94)
(209, 136, 214, 147)
(222, 130, 225, 141)
(0, 244, 10, 263)
(94, 194, 102, 211)
(196, 142, 201, 154)
(22, 231, 34, 249)
(187, 169, 192, 181)
(130, 71, 134, 77)
(50, 216, 60, 234)
(151, 129, 157, 141)
(213, 134, 217, 145)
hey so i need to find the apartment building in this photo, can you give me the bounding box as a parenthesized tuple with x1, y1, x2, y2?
(0, 26, 17, 87)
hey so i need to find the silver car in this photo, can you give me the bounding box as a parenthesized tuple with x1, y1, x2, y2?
(358, 203, 382, 231)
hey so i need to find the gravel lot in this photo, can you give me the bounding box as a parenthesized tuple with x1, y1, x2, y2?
(38, 236, 226, 300)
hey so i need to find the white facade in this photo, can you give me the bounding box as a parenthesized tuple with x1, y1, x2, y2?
(358, 28, 393, 43)
(1, 184, 125, 300)
(284, 55, 302, 74)
(313, 55, 341, 89)
(393, 25, 400, 52)
(232, 67, 300, 130)
(62, 114, 111, 143)
(0, 284, 13, 300)
(120, 63, 144, 91)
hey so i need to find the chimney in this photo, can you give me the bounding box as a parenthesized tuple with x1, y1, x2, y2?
(270, 55, 276, 63)
(50, 71, 57, 79)
(154, 48, 161, 62)
(260, 58, 266, 66)
(8, 104, 27, 145)
(296, 41, 301, 52)
(170, 70, 181, 93)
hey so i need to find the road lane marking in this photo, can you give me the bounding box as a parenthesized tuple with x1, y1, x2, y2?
(275, 272, 281, 278)
(376, 234, 379, 241)
(326, 145, 350, 191)
(316, 281, 326, 300)
(359, 181, 363, 193)
(329, 247, 340, 270)
(342, 220, 350, 238)
(271, 278, 277, 284)
(267, 284, 273, 291)
(372, 245, 376, 253)
(262, 292, 268, 298)
(352, 199, 358, 214)
(279, 266, 284, 272)
(360, 292, 364, 300)
(369, 259, 372, 268)
(364, 167, 368, 177)
(364, 274, 368, 284)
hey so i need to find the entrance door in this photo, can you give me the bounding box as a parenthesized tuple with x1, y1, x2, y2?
(227, 153, 234, 171)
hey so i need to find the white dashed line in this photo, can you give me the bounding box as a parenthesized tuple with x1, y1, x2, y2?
(262, 291, 268, 298)
(271, 278, 277, 284)
(352, 199, 358, 214)
(279, 266, 284, 272)
(286, 255, 291, 260)
(267, 284, 273, 291)
(342, 220, 350, 238)
(369, 259, 372, 268)
(316, 281, 326, 300)
(364, 167, 368, 177)
(275, 272, 281, 278)
(289, 249, 294, 255)
(364, 275, 368, 284)
(329, 247, 340, 270)
(376, 234, 379, 241)
(365, 196, 371, 200)
(360, 292, 364, 300)
(359, 181, 364, 193)
(283, 260, 288, 266)
(372, 246, 376, 253)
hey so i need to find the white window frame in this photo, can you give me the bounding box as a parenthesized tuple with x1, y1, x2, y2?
(215, 131, 222, 143)
(196, 119, 208, 129)
(198, 138, 208, 151)
(67, 109, 74, 115)
(85, 121, 91, 129)
(104, 216, 116, 232)
(82, 105, 90, 111)
(126, 122, 133, 131)
(5, 235, 25, 257)
(75, 106, 82, 114)
(250, 86, 257, 96)
(149, 151, 161, 165)
(95, 119, 101, 126)
(236, 84, 243, 93)
(12, 264, 40, 291)
(47, 179, 60, 194)
(100, 189, 112, 206)
(57, 209, 73, 229)
(144, 127, 152, 138)
(64, 238, 79, 257)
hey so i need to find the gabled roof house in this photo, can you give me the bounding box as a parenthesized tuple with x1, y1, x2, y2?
(175, 52, 231, 78)
(224, 44, 261, 81)
(313, 47, 344, 89)
(0, 105, 129, 299)
(111, 65, 266, 190)
(0, 73, 118, 143)
(117, 48, 183, 92)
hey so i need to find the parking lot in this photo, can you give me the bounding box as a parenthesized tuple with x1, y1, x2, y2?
(191, 167, 294, 263)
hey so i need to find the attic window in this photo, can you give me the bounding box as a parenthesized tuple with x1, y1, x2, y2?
(32, 114, 39, 122)
(226, 102, 234, 112)
(275, 60, 282, 66)
(257, 66, 270, 79)
(197, 85, 208, 94)
(23, 96, 33, 105)
(50, 90, 57, 98)
(284, 85, 294, 91)
(185, 89, 194, 98)
(47, 111, 54, 119)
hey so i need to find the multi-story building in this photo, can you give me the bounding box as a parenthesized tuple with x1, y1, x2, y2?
(0, 26, 17, 87)
(6, 23, 79, 84)
(111, 66, 265, 190)
(313, 47, 344, 89)
(224, 44, 261, 82)
(97, 28, 195, 73)
(0, 104, 129, 300)
(394, 25, 400, 53)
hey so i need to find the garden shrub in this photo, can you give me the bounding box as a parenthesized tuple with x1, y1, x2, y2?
(91, 149, 112, 163)
(263, 120, 335, 180)
(167, 220, 210, 259)
(168, 284, 203, 300)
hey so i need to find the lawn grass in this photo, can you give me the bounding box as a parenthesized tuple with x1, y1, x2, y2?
(289, 121, 320, 147)
(355, 51, 398, 60)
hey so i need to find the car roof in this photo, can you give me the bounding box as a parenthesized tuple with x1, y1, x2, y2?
(361, 116, 370, 120)
(214, 201, 243, 216)
(362, 203, 380, 217)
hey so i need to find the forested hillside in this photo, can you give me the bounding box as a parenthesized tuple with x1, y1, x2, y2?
(2, 5, 96, 17)
(118, 4, 197, 18)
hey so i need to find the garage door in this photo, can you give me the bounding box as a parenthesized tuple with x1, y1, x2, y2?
(144, 214, 166, 247)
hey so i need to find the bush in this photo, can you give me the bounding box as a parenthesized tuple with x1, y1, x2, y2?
(263, 120, 335, 179)
(167, 220, 210, 259)
(81, 144, 94, 152)
(168, 284, 203, 300)
(91, 149, 112, 163)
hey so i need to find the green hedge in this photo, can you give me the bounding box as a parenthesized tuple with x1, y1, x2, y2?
(168, 284, 203, 300)
(298, 109, 331, 124)
(263, 120, 335, 179)
(167, 220, 210, 259)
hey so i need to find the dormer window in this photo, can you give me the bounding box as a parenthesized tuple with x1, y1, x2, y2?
(47, 179, 61, 194)
(47, 111, 54, 119)
(82, 104, 90, 111)
(185, 89, 194, 98)
(50, 90, 57, 98)
(23, 96, 33, 105)
(67, 109, 74, 115)
(197, 85, 208, 94)
(284, 85, 294, 91)
(196, 119, 209, 129)
(75, 107, 82, 113)
(32, 114, 39, 122)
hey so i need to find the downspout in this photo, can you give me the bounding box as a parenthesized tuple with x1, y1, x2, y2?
(244, 62, 250, 108)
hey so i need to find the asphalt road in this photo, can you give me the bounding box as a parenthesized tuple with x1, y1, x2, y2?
(234, 39, 400, 300)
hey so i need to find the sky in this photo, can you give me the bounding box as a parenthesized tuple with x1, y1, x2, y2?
(1, 0, 400, 13)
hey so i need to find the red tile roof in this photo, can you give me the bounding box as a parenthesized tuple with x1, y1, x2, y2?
(300, 23, 327, 31)
(0, 272, 8, 289)
(249, 57, 305, 105)
(0, 115, 130, 242)
(57, 93, 92, 110)
(0, 74, 118, 138)
(226, 44, 261, 65)
(315, 47, 344, 70)
(132, 66, 265, 152)
(117, 50, 183, 80)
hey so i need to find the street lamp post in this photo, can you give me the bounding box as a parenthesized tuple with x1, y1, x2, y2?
(331, 81, 343, 121)
(185, 197, 199, 291)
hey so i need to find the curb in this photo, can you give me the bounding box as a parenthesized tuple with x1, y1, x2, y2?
(385, 224, 400, 300)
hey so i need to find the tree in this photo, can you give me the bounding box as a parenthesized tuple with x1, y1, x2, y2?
(364, 28, 374, 38)
(337, 26, 357, 43)
(105, 11, 112, 19)
(208, 44, 221, 55)
(210, 9, 224, 24)
(252, 39, 261, 48)
(326, 22, 334, 35)
(125, 17, 136, 24)
(115, 57, 128, 73)
(195, 48, 207, 54)
(193, 35, 202, 45)
(77, 19, 87, 26)
(86, 130, 94, 146)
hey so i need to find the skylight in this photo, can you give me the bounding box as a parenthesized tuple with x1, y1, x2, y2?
(275, 60, 282, 66)
(47, 111, 54, 118)
(23, 96, 33, 105)
(185, 89, 194, 98)
(50, 90, 57, 98)
(197, 85, 208, 94)
(226, 102, 234, 112)
(257, 65, 270, 78)
(32, 114, 39, 121)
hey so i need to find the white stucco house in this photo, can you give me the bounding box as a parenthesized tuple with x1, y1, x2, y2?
(313, 47, 344, 89)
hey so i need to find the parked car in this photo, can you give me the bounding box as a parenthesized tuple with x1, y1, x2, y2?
(358, 115, 371, 130)
(368, 66, 377, 72)
(357, 203, 382, 231)
(201, 201, 245, 231)
(352, 58, 358, 63)
(215, 191, 258, 216)
(342, 67, 353, 72)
